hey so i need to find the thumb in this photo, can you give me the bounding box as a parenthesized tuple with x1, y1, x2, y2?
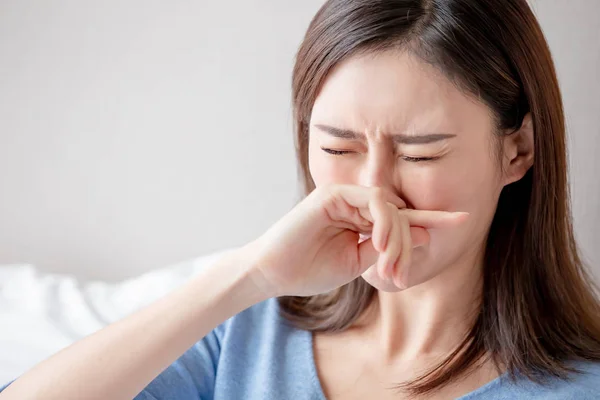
(357, 238, 379, 273)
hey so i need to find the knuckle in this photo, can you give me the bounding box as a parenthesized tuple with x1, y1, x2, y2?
(371, 187, 384, 200)
(321, 183, 338, 196)
(314, 184, 337, 201)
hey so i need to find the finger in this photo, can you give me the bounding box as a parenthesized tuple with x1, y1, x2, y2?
(392, 214, 412, 289)
(383, 209, 403, 281)
(399, 209, 469, 229)
(357, 237, 378, 272)
(359, 208, 467, 230)
(360, 224, 429, 248)
(368, 196, 393, 252)
(329, 184, 407, 211)
(356, 228, 428, 277)
(378, 203, 402, 280)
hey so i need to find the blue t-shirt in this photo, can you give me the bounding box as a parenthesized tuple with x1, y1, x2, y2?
(1, 298, 600, 399)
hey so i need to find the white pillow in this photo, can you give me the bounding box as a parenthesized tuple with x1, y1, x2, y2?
(0, 247, 235, 383)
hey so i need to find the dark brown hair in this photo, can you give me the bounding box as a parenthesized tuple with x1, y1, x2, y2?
(279, 0, 600, 396)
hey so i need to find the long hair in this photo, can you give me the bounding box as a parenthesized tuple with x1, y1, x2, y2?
(279, 0, 600, 395)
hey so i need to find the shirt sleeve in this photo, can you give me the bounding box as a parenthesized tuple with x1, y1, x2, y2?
(134, 325, 224, 400)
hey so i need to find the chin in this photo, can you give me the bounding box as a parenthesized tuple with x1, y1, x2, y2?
(360, 247, 437, 292)
(361, 267, 406, 292)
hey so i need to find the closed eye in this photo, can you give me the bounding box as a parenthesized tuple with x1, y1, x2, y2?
(321, 147, 353, 156)
(322, 147, 438, 162)
(401, 156, 438, 162)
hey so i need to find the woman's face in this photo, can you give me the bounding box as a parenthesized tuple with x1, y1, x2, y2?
(308, 51, 510, 291)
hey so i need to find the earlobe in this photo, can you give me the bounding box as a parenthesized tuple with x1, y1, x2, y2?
(503, 113, 535, 186)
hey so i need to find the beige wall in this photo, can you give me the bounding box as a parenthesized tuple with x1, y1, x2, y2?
(0, 1, 598, 281)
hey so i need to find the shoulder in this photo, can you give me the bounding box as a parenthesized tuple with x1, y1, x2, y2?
(530, 360, 600, 399)
(213, 299, 320, 399)
(217, 297, 298, 349)
(555, 360, 600, 396)
(508, 360, 600, 399)
(465, 360, 600, 400)
(221, 297, 285, 334)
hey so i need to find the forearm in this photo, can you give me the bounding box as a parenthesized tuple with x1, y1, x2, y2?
(0, 245, 269, 400)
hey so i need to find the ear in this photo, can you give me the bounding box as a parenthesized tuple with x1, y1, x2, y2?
(502, 113, 534, 186)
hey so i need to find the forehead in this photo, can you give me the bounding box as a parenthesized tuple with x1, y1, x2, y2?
(311, 50, 493, 135)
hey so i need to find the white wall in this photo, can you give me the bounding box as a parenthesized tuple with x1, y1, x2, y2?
(529, 0, 600, 280)
(1, 1, 598, 281)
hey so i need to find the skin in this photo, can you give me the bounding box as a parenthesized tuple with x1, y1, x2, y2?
(0, 50, 533, 400)
(309, 50, 534, 399)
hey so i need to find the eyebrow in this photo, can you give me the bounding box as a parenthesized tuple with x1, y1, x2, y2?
(313, 124, 456, 145)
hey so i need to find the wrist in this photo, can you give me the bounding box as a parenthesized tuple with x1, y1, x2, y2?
(230, 240, 280, 300)
(194, 243, 275, 314)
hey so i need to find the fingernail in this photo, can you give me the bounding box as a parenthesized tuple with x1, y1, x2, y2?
(393, 272, 407, 290)
(381, 237, 388, 252)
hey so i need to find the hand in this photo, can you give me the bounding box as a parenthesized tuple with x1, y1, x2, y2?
(247, 184, 468, 297)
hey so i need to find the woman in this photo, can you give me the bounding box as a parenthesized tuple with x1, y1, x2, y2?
(2, 0, 600, 398)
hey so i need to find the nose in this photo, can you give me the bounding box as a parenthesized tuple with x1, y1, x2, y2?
(358, 150, 396, 192)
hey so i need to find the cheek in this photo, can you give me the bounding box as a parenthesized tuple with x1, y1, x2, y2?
(401, 156, 503, 273)
(401, 156, 501, 214)
(308, 147, 353, 186)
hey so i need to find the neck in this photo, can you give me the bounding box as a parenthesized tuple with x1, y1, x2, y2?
(362, 249, 484, 363)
